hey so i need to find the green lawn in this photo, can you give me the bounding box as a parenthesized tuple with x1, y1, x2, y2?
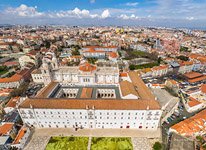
(91, 137, 133, 150)
(0, 70, 8, 75)
(46, 136, 89, 150)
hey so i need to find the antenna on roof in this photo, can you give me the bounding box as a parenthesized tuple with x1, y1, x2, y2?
(30, 104, 33, 109)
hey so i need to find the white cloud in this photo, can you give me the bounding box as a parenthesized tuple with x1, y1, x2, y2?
(5, 4, 43, 17)
(119, 14, 138, 20)
(125, 2, 139, 7)
(52, 8, 93, 18)
(101, 9, 110, 19)
(4, 5, 110, 19)
(186, 16, 194, 21)
(90, 0, 95, 4)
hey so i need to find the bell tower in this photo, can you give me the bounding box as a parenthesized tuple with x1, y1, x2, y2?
(41, 58, 53, 86)
(51, 53, 59, 70)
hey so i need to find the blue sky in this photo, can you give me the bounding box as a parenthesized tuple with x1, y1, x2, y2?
(0, 0, 206, 28)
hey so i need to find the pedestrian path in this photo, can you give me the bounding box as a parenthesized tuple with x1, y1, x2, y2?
(87, 136, 92, 150)
(132, 137, 152, 150)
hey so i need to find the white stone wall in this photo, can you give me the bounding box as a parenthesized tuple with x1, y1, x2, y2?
(19, 55, 36, 68)
(0, 80, 22, 89)
(19, 108, 162, 130)
(96, 89, 116, 98)
(31, 74, 43, 83)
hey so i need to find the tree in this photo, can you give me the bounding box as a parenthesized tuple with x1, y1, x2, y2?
(10, 82, 29, 97)
(180, 46, 190, 52)
(71, 49, 80, 55)
(129, 64, 135, 70)
(45, 40, 51, 48)
(196, 136, 204, 144)
(87, 58, 97, 64)
(157, 57, 162, 64)
(153, 142, 162, 150)
(176, 55, 189, 61)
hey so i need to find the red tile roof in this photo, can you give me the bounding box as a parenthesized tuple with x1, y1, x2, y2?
(128, 71, 156, 100)
(0, 123, 14, 136)
(13, 127, 27, 144)
(36, 82, 58, 98)
(109, 52, 118, 58)
(201, 84, 206, 94)
(0, 74, 22, 83)
(184, 72, 203, 79)
(80, 88, 93, 99)
(152, 65, 168, 71)
(79, 62, 97, 72)
(119, 80, 139, 97)
(171, 109, 206, 136)
(119, 72, 128, 77)
(188, 97, 202, 107)
(5, 97, 20, 108)
(19, 98, 160, 110)
(188, 76, 206, 83)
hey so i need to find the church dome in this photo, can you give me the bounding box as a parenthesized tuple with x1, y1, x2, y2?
(79, 62, 97, 72)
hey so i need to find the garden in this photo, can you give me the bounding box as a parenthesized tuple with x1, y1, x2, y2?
(46, 136, 89, 150)
(91, 137, 133, 150)
(45, 136, 133, 150)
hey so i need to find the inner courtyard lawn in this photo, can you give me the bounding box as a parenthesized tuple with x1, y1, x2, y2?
(46, 136, 89, 150)
(91, 137, 133, 150)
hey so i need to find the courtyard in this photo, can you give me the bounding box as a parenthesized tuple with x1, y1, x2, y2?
(45, 136, 133, 150)
(24, 128, 161, 150)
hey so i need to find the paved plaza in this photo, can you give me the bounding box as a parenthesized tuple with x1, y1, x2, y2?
(132, 137, 152, 150)
(24, 128, 161, 150)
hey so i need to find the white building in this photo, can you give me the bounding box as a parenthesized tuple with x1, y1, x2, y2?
(82, 46, 118, 61)
(31, 52, 119, 86)
(19, 50, 40, 68)
(18, 71, 162, 130)
(18, 99, 161, 129)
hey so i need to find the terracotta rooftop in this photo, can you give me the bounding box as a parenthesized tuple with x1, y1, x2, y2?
(152, 65, 168, 71)
(13, 127, 27, 144)
(0, 74, 22, 83)
(188, 97, 202, 107)
(201, 84, 206, 94)
(32, 69, 41, 74)
(5, 97, 20, 108)
(119, 80, 139, 97)
(0, 123, 14, 136)
(80, 88, 93, 99)
(119, 72, 128, 77)
(128, 71, 156, 100)
(188, 75, 206, 83)
(184, 72, 203, 79)
(4, 61, 19, 66)
(79, 62, 97, 72)
(171, 109, 206, 136)
(36, 82, 58, 98)
(19, 98, 160, 110)
(109, 52, 118, 58)
(179, 61, 194, 66)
